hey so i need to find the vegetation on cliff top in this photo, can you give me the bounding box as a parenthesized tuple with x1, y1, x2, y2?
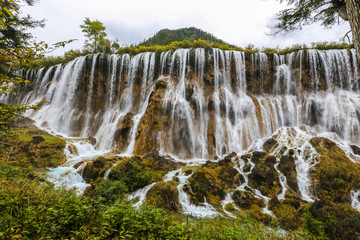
(25, 39, 355, 70)
(138, 27, 231, 47)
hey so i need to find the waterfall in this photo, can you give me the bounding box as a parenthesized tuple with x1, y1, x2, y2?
(5, 48, 359, 159)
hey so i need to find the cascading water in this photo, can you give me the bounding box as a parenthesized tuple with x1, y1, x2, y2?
(4, 47, 360, 213)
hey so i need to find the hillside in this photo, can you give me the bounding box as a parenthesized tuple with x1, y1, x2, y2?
(138, 27, 230, 46)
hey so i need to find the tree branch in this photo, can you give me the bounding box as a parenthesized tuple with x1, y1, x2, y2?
(314, 6, 342, 19)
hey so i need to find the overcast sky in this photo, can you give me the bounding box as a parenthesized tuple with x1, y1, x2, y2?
(20, 0, 351, 56)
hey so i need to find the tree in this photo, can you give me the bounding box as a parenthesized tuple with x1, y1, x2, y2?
(274, 0, 360, 62)
(0, 0, 42, 134)
(0, 0, 71, 135)
(80, 18, 108, 52)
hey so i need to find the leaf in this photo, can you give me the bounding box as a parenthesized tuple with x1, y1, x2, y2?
(3, 7, 14, 18)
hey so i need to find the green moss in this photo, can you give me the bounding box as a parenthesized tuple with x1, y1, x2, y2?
(146, 180, 180, 211)
(272, 204, 303, 230)
(187, 158, 243, 206)
(310, 137, 360, 202)
(308, 202, 360, 240)
(0, 127, 66, 168)
(109, 155, 180, 193)
(224, 203, 236, 212)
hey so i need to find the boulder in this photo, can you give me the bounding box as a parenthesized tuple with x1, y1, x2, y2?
(263, 138, 278, 153)
(146, 181, 180, 211)
(113, 112, 134, 152)
(248, 152, 280, 198)
(233, 190, 264, 209)
(278, 155, 299, 194)
(186, 157, 244, 206)
(32, 136, 45, 144)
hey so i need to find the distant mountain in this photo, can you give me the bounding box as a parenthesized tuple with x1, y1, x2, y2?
(138, 27, 230, 46)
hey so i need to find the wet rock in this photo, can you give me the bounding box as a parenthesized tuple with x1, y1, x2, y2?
(278, 155, 298, 193)
(187, 158, 244, 206)
(249, 152, 280, 198)
(310, 137, 360, 203)
(113, 112, 134, 152)
(146, 181, 180, 211)
(82, 157, 111, 183)
(87, 136, 97, 146)
(350, 144, 360, 155)
(224, 152, 237, 161)
(263, 138, 278, 153)
(280, 146, 287, 155)
(133, 79, 170, 155)
(233, 190, 264, 209)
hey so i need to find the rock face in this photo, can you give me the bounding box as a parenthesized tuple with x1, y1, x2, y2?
(0, 119, 66, 168)
(278, 155, 298, 195)
(146, 181, 180, 211)
(108, 154, 183, 192)
(133, 79, 170, 155)
(186, 158, 243, 206)
(7, 48, 360, 161)
(248, 152, 280, 198)
(113, 112, 134, 152)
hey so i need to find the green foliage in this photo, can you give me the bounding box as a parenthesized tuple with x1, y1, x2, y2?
(94, 179, 128, 204)
(304, 211, 327, 239)
(139, 27, 231, 47)
(25, 48, 91, 69)
(0, 1, 73, 136)
(189, 213, 308, 240)
(0, 166, 312, 239)
(0, 0, 18, 30)
(0, 126, 66, 168)
(109, 156, 165, 192)
(273, 0, 347, 34)
(80, 18, 110, 53)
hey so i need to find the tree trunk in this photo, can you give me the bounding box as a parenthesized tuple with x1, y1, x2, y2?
(345, 0, 360, 66)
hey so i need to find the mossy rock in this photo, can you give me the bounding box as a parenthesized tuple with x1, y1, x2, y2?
(249, 204, 272, 224)
(271, 202, 303, 230)
(278, 155, 299, 194)
(0, 125, 66, 168)
(248, 152, 280, 199)
(82, 156, 114, 184)
(263, 138, 278, 153)
(109, 155, 182, 192)
(308, 201, 360, 240)
(310, 137, 360, 202)
(146, 180, 180, 211)
(233, 190, 264, 209)
(187, 157, 243, 206)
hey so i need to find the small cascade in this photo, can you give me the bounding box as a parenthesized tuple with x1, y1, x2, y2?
(274, 162, 287, 201)
(81, 53, 100, 137)
(46, 166, 90, 195)
(176, 169, 220, 218)
(351, 190, 360, 211)
(128, 183, 156, 208)
(124, 86, 154, 155)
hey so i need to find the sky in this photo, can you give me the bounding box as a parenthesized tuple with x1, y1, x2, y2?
(20, 0, 351, 56)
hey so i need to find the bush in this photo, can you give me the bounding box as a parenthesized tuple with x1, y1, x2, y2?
(94, 179, 128, 204)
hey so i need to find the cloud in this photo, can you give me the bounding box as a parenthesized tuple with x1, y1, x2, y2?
(20, 0, 351, 55)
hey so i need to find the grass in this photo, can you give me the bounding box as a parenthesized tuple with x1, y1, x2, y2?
(24, 39, 355, 70)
